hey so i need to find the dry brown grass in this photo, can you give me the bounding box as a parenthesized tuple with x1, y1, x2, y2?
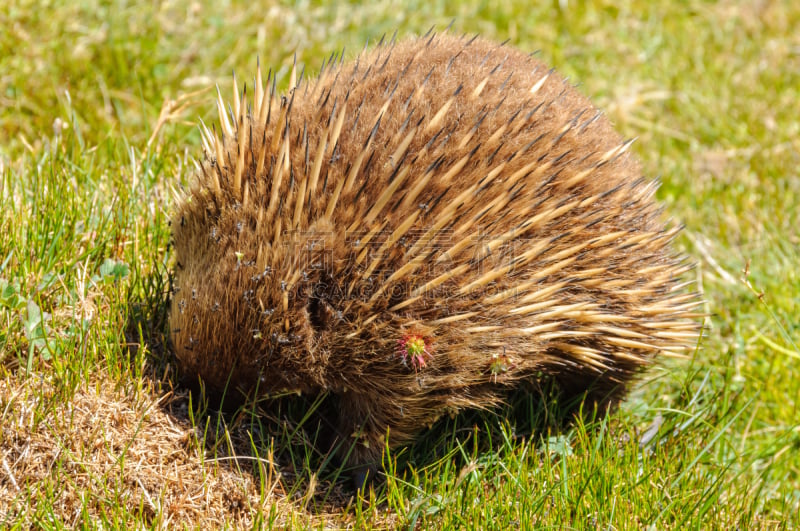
(0, 372, 326, 528)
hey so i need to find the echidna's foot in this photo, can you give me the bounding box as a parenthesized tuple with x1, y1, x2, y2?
(339, 430, 384, 490)
(352, 463, 380, 492)
(334, 391, 388, 489)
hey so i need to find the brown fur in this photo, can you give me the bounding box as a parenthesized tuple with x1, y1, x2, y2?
(170, 33, 701, 472)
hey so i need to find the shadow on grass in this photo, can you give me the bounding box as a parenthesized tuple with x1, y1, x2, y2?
(124, 265, 623, 510)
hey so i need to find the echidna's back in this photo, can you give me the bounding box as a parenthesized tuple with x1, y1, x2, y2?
(170, 33, 699, 472)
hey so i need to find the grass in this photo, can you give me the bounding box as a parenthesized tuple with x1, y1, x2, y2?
(1, 0, 799, 528)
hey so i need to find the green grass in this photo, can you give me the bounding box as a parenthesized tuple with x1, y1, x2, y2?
(1, 0, 799, 528)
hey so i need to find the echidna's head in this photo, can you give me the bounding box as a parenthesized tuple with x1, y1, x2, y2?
(170, 204, 340, 396)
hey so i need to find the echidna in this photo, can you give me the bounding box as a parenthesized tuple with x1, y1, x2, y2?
(170, 32, 700, 482)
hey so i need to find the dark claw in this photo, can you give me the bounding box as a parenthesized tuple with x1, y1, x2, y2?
(352, 464, 378, 492)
